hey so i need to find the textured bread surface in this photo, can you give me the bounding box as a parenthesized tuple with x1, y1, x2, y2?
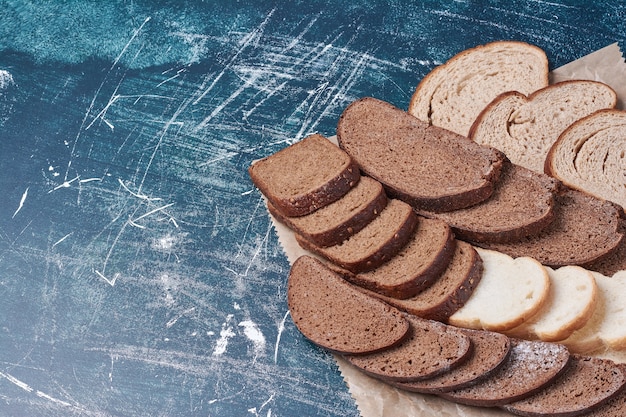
(503, 356, 626, 417)
(585, 365, 626, 417)
(545, 109, 626, 210)
(409, 40, 549, 136)
(440, 339, 571, 407)
(268, 176, 388, 247)
(287, 255, 409, 354)
(249, 133, 360, 217)
(470, 80, 617, 173)
(344, 315, 472, 382)
(337, 97, 506, 212)
(477, 188, 624, 267)
(420, 161, 558, 243)
(395, 328, 511, 393)
(448, 248, 550, 332)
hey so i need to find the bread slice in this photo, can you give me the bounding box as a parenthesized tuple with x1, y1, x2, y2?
(440, 339, 571, 407)
(584, 365, 626, 417)
(344, 315, 472, 383)
(287, 255, 409, 354)
(507, 265, 598, 342)
(448, 248, 550, 332)
(469, 80, 617, 173)
(595, 271, 626, 351)
(249, 133, 360, 217)
(586, 220, 626, 277)
(408, 40, 549, 136)
(267, 176, 388, 247)
(477, 188, 624, 267)
(337, 97, 506, 212)
(502, 356, 626, 417)
(559, 286, 606, 354)
(545, 109, 626, 210)
(363, 240, 483, 322)
(394, 328, 511, 393)
(419, 161, 559, 243)
(295, 199, 418, 273)
(332, 216, 456, 299)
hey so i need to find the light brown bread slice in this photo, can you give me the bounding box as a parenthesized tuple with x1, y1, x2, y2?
(545, 109, 626, 210)
(408, 40, 549, 136)
(419, 161, 559, 243)
(344, 315, 472, 383)
(448, 248, 550, 332)
(469, 80, 617, 173)
(337, 97, 506, 212)
(502, 356, 626, 417)
(267, 176, 388, 247)
(295, 198, 418, 273)
(249, 133, 360, 217)
(333, 216, 456, 299)
(287, 255, 409, 354)
(585, 365, 626, 417)
(477, 188, 624, 267)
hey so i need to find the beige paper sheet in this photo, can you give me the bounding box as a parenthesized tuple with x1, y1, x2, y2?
(272, 43, 626, 417)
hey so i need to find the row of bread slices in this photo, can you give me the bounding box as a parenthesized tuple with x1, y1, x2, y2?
(289, 255, 626, 417)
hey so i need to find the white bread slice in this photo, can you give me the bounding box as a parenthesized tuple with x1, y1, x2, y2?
(469, 80, 617, 173)
(408, 40, 548, 136)
(545, 109, 626, 210)
(506, 265, 598, 342)
(448, 248, 550, 332)
(559, 288, 606, 354)
(595, 271, 626, 351)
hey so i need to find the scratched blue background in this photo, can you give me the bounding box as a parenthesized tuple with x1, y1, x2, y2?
(0, 1, 625, 416)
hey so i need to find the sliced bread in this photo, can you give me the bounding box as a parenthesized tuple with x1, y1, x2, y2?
(585, 366, 626, 417)
(249, 133, 360, 217)
(344, 315, 472, 383)
(287, 255, 409, 354)
(469, 80, 617, 173)
(294, 198, 418, 273)
(448, 248, 550, 332)
(333, 216, 456, 299)
(408, 40, 549, 136)
(558, 288, 606, 354)
(586, 220, 626, 277)
(337, 97, 506, 212)
(502, 355, 626, 417)
(419, 161, 559, 243)
(545, 109, 626, 210)
(267, 175, 388, 247)
(477, 188, 624, 267)
(594, 271, 626, 351)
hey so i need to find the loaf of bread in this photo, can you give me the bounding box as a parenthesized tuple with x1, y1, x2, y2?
(545, 109, 626, 210)
(469, 80, 617, 173)
(408, 40, 549, 136)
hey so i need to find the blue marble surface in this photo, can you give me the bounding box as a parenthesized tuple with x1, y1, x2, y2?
(0, 1, 625, 416)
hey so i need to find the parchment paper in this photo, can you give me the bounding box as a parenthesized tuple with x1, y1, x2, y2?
(271, 42, 626, 417)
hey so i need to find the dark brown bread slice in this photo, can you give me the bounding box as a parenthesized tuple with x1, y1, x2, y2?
(394, 328, 512, 393)
(585, 365, 626, 417)
(332, 216, 456, 299)
(440, 339, 571, 407)
(295, 199, 418, 273)
(363, 240, 483, 322)
(586, 219, 626, 276)
(477, 188, 624, 267)
(419, 161, 559, 243)
(267, 176, 388, 247)
(502, 356, 626, 417)
(344, 315, 472, 383)
(249, 133, 360, 217)
(336, 97, 506, 212)
(287, 255, 409, 354)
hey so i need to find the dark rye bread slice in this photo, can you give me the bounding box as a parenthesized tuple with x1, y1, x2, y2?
(344, 315, 472, 383)
(476, 188, 624, 267)
(585, 365, 626, 417)
(503, 356, 626, 417)
(394, 328, 512, 393)
(295, 199, 418, 273)
(331, 216, 456, 299)
(440, 339, 571, 407)
(586, 219, 626, 276)
(336, 97, 506, 212)
(363, 240, 483, 322)
(267, 176, 388, 247)
(287, 255, 409, 354)
(249, 133, 360, 217)
(419, 161, 559, 243)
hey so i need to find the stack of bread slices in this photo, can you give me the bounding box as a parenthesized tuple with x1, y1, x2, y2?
(249, 40, 626, 416)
